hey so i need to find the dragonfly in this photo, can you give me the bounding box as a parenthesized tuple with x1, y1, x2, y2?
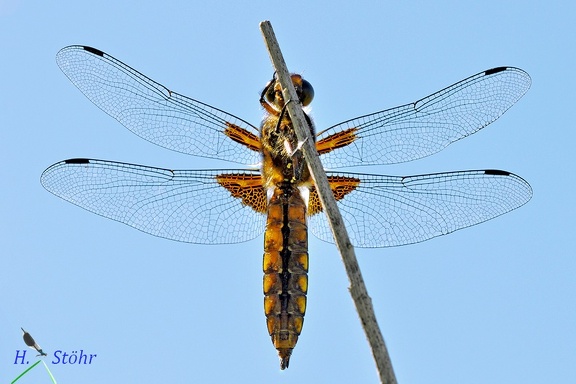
(41, 45, 532, 369)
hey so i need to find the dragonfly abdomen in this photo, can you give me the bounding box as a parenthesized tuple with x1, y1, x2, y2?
(263, 184, 309, 370)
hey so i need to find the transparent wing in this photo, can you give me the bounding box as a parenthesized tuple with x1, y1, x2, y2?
(56, 45, 261, 165)
(310, 170, 532, 247)
(41, 159, 265, 244)
(317, 67, 531, 168)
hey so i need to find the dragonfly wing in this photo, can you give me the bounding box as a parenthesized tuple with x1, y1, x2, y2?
(317, 67, 531, 168)
(41, 159, 266, 244)
(309, 170, 532, 247)
(56, 46, 261, 165)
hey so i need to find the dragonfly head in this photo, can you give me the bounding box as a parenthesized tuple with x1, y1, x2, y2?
(262, 74, 314, 110)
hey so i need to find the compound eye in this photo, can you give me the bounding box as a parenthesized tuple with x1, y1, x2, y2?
(264, 79, 276, 104)
(300, 79, 314, 106)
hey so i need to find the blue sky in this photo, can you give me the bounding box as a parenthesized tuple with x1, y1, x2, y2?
(1, 1, 574, 383)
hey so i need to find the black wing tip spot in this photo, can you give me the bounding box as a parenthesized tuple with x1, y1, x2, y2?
(484, 67, 508, 76)
(484, 169, 510, 176)
(83, 46, 104, 57)
(65, 158, 91, 164)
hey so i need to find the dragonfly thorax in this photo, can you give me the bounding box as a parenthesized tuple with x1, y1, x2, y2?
(260, 104, 315, 189)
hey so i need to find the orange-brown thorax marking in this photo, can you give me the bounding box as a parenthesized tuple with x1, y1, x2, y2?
(316, 127, 359, 155)
(308, 176, 361, 216)
(216, 173, 267, 213)
(224, 122, 261, 152)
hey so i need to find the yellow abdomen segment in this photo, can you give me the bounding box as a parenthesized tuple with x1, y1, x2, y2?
(263, 186, 309, 370)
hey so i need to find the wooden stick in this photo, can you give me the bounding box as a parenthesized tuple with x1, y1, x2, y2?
(259, 21, 398, 384)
